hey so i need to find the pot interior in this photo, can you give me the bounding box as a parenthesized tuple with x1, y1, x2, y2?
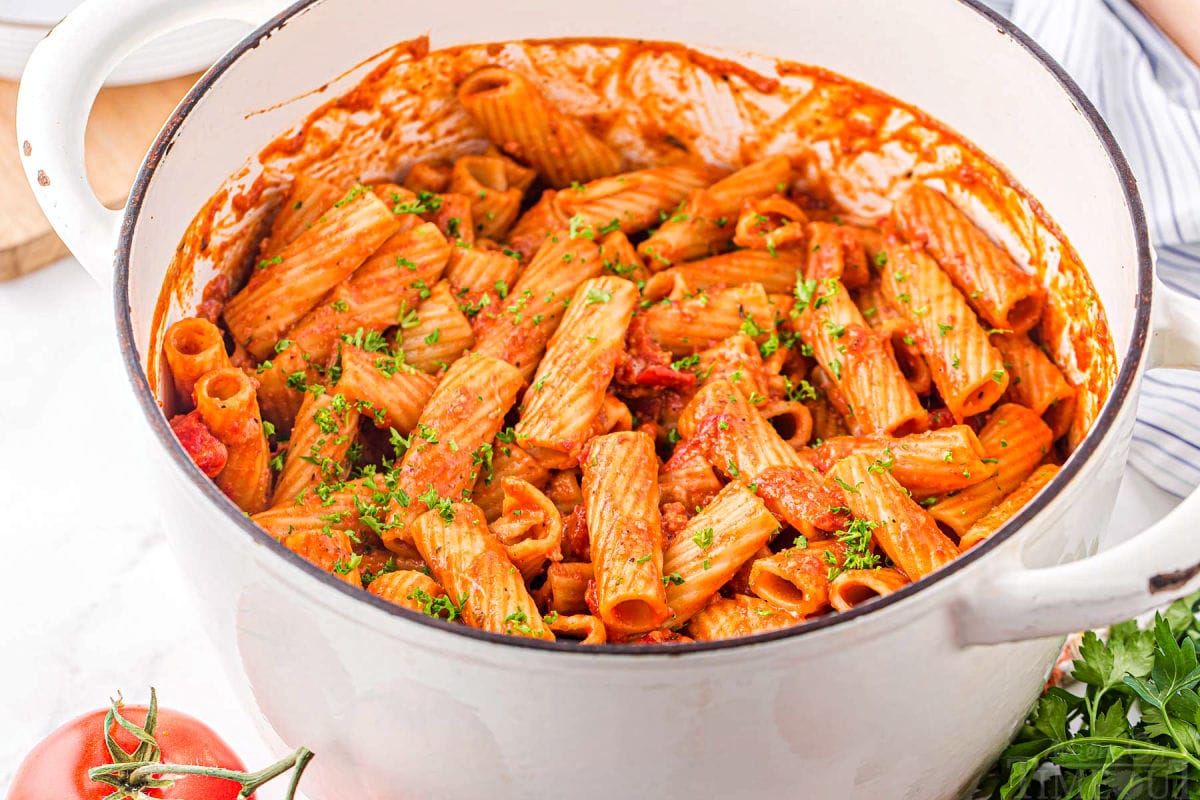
(118, 0, 1147, 635)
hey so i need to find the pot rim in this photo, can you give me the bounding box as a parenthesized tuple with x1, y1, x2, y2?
(114, 0, 1153, 656)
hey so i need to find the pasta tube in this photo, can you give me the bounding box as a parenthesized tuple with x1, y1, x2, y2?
(642, 249, 804, 296)
(472, 232, 604, 379)
(255, 220, 449, 428)
(224, 189, 400, 360)
(411, 502, 553, 639)
(580, 432, 672, 634)
(367, 569, 446, 612)
(892, 183, 1044, 333)
(805, 222, 870, 289)
(489, 477, 563, 581)
(882, 245, 1009, 421)
(472, 444, 551, 522)
(458, 66, 622, 188)
(993, 332, 1076, 439)
(164, 317, 231, 403)
(554, 162, 721, 237)
(332, 343, 438, 433)
(813, 425, 990, 495)
(269, 389, 359, 509)
(792, 276, 925, 434)
(828, 567, 910, 611)
(399, 280, 475, 373)
(449, 154, 533, 239)
(380, 355, 524, 550)
(516, 276, 638, 468)
(638, 155, 791, 264)
(260, 174, 344, 257)
(748, 540, 847, 616)
(682, 378, 806, 482)
(193, 368, 272, 513)
(826, 452, 958, 581)
(928, 404, 1054, 537)
(688, 594, 799, 641)
(643, 283, 777, 356)
(662, 482, 779, 624)
(959, 463, 1060, 551)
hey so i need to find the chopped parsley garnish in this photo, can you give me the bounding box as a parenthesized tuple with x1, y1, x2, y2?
(393, 190, 443, 215)
(408, 588, 465, 621)
(671, 354, 701, 372)
(333, 184, 369, 208)
(585, 287, 612, 305)
(568, 213, 595, 240)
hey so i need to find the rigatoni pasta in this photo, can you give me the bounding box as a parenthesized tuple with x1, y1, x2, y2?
(958, 463, 1060, 551)
(662, 482, 779, 625)
(516, 276, 638, 468)
(223, 189, 401, 361)
(638, 155, 791, 265)
(826, 453, 959, 581)
(164, 317, 232, 403)
(882, 244, 1009, 421)
(993, 332, 1077, 438)
(642, 283, 777, 356)
(688, 595, 800, 641)
(457, 66, 622, 189)
(892, 182, 1045, 334)
(829, 568, 910, 612)
(269, 389, 359, 509)
(399, 280, 475, 373)
(161, 52, 1099, 645)
(193, 368, 272, 514)
(411, 502, 553, 639)
(332, 344, 438, 433)
(379, 354, 524, 549)
(926, 404, 1054, 537)
(790, 276, 925, 435)
(813, 425, 989, 495)
(580, 432, 672, 635)
(472, 232, 603, 378)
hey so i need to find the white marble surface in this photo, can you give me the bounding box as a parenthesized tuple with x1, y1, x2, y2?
(0, 260, 295, 797)
(0, 257, 1183, 795)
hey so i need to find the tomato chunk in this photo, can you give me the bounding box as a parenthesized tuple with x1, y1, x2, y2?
(170, 411, 229, 478)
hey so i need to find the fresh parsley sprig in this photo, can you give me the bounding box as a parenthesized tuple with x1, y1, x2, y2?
(980, 593, 1200, 799)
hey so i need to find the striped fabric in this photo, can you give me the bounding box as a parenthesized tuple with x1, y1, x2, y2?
(980, 0, 1200, 497)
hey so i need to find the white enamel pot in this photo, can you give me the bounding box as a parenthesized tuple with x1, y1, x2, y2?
(18, 0, 1200, 797)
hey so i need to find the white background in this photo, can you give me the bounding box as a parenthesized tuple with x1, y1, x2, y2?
(0, 257, 1184, 795)
(0, 260, 293, 797)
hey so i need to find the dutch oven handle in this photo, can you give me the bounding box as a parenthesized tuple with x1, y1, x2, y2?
(16, 0, 281, 287)
(958, 279, 1200, 644)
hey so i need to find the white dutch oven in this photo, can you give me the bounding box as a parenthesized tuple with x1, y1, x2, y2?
(18, 0, 1200, 797)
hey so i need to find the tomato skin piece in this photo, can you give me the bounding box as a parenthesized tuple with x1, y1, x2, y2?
(6, 705, 251, 800)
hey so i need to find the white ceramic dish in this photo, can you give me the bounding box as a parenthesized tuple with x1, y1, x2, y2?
(17, 0, 1200, 797)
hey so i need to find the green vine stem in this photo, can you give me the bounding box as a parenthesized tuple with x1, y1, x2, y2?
(91, 748, 314, 799)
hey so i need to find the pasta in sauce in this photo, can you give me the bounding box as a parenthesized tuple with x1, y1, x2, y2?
(157, 37, 1112, 644)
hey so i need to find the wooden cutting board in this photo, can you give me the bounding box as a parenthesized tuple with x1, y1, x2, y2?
(0, 73, 201, 282)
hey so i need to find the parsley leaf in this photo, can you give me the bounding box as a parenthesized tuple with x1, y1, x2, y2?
(983, 594, 1200, 800)
(585, 287, 612, 305)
